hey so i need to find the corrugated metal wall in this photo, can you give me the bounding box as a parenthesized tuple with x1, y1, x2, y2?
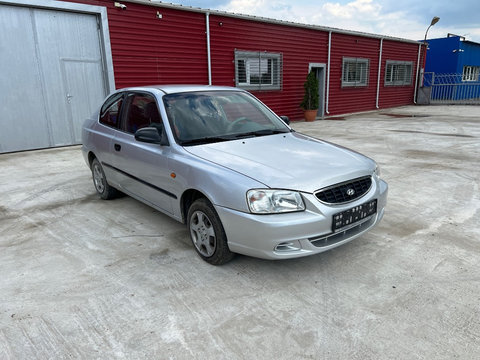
(328, 33, 380, 114)
(63, 0, 209, 87)
(379, 40, 419, 109)
(209, 14, 328, 120)
(62, 0, 420, 119)
(108, 4, 208, 88)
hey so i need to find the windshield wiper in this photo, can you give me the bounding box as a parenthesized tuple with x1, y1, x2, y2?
(180, 129, 291, 145)
(180, 135, 235, 146)
(233, 129, 291, 139)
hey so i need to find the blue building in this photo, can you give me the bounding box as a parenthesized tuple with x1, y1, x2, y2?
(423, 34, 480, 102)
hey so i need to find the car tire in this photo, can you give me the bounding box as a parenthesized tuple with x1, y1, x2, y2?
(91, 158, 118, 200)
(187, 198, 234, 265)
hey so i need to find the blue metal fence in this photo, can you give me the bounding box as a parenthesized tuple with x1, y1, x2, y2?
(423, 72, 480, 104)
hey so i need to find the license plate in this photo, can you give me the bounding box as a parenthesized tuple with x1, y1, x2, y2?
(332, 199, 377, 232)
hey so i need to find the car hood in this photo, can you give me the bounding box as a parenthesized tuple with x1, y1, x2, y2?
(183, 132, 375, 193)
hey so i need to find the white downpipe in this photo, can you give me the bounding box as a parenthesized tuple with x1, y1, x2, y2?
(413, 43, 422, 104)
(206, 12, 212, 85)
(326, 31, 332, 114)
(375, 38, 383, 109)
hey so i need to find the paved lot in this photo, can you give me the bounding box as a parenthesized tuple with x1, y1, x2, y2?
(0, 105, 479, 359)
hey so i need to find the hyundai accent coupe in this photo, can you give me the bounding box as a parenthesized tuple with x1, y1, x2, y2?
(82, 85, 387, 265)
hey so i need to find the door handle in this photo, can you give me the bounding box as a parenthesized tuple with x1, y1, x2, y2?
(114, 143, 121, 151)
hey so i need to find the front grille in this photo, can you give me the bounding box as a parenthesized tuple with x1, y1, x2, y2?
(315, 176, 372, 204)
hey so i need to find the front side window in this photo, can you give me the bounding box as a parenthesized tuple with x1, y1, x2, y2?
(99, 93, 124, 128)
(385, 61, 413, 86)
(123, 93, 162, 134)
(342, 58, 369, 87)
(462, 66, 480, 82)
(235, 50, 282, 90)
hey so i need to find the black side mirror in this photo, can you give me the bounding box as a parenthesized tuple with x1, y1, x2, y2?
(135, 127, 168, 145)
(280, 115, 290, 125)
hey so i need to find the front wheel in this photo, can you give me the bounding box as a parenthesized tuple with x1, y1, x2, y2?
(187, 198, 234, 265)
(91, 158, 118, 200)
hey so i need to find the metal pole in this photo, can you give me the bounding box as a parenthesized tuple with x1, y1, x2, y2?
(206, 12, 212, 85)
(325, 31, 332, 114)
(376, 38, 383, 108)
(413, 43, 422, 103)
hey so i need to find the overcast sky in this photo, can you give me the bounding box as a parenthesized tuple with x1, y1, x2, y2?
(161, 0, 480, 43)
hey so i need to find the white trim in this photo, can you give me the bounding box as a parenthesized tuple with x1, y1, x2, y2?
(308, 63, 325, 72)
(308, 63, 326, 118)
(206, 12, 212, 85)
(0, 0, 115, 94)
(326, 31, 332, 114)
(376, 38, 383, 109)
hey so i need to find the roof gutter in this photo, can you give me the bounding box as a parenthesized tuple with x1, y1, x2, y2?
(375, 38, 383, 109)
(121, 0, 419, 45)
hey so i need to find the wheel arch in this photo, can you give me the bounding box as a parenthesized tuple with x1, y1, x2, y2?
(87, 151, 97, 168)
(180, 189, 212, 224)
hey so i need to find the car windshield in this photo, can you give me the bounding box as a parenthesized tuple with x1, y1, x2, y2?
(163, 91, 290, 145)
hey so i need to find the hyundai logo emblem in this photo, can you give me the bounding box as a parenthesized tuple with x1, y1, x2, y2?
(346, 188, 355, 196)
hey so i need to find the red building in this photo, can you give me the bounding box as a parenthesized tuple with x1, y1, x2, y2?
(0, 0, 423, 152)
(66, 0, 422, 120)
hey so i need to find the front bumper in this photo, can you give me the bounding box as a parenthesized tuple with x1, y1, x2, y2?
(215, 179, 388, 260)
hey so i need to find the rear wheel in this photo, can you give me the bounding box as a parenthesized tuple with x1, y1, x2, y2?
(91, 158, 118, 200)
(187, 198, 234, 265)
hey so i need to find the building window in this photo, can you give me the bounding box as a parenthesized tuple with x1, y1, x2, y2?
(235, 50, 282, 90)
(342, 58, 369, 87)
(462, 66, 480, 82)
(385, 61, 413, 86)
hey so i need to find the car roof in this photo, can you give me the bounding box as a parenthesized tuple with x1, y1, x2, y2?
(117, 85, 245, 95)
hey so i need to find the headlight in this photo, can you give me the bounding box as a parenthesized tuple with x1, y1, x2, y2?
(247, 189, 305, 214)
(374, 164, 381, 178)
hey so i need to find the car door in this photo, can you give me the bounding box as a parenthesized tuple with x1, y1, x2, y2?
(95, 92, 125, 187)
(110, 91, 175, 214)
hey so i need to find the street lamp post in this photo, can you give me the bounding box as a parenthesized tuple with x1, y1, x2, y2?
(415, 16, 440, 103)
(420, 16, 440, 88)
(422, 16, 440, 77)
(424, 16, 440, 44)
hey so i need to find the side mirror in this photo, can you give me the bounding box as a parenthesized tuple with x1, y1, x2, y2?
(135, 127, 168, 145)
(280, 115, 290, 125)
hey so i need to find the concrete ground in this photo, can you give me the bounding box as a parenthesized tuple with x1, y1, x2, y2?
(0, 105, 479, 359)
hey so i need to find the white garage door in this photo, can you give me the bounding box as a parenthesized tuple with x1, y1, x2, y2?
(0, 2, 113, 153)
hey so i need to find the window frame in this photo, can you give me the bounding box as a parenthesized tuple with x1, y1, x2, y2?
(121, 92, 163, 135)
(99, 92, 125, 129)
(384, 60, 413, 86)
(462, 65, 480, 82)
(342, 57, 369, 88)
(234, 50, 282, 91)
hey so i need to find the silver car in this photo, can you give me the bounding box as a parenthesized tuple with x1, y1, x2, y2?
(82, 85, 387, 265)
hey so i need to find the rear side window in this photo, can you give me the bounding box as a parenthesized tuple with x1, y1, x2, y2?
(123, 93, 162, 134)
(99, 93, 124, 128)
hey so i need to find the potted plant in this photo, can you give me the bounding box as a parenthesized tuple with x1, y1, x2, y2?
(300, 70, 319, 122)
